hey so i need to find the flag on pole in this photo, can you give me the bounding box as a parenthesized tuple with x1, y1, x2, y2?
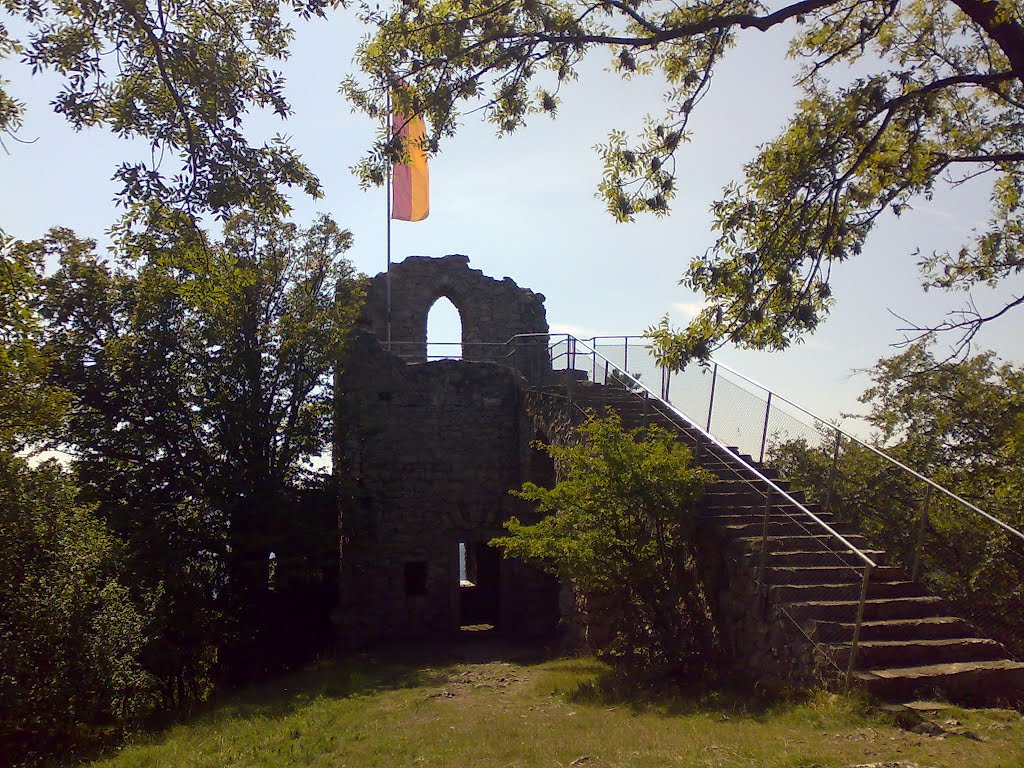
(391, 111, 429, 222)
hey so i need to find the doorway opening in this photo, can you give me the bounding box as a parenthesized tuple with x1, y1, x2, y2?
(457, 540, 501, 632)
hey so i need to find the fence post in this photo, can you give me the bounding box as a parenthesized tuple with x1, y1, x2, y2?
(600, 362, 609, 413)
(757, 490, 772, 589)
(758, 392, 773, 464)
(825, 429, 842, 513)
(623, 335, 629, 373)
(911, 484, 933, 581)
(706, 363, 719, 432)
(845, 564, 873, 690)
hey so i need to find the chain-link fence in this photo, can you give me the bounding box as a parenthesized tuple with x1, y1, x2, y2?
(391, 332, 1024, 661)
(535, 335, 878, 684)
(552, 335, 1024, 662)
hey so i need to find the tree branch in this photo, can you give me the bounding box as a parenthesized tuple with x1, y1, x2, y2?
(492, 0, 847, 48)
(117, 0, 200, 173)
(893, 293, 1024, 361)
(951, 0, 1024, 82)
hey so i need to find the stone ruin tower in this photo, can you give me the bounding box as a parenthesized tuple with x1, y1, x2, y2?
(334, 255, 561, 647)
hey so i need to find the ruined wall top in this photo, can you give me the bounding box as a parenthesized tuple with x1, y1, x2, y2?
(362, 255, 549, 370)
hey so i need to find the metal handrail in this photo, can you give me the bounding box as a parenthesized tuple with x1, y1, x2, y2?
(381, 330, 876, 682)
(550, 334, 878, 571)
(578, 335, 1024, 545)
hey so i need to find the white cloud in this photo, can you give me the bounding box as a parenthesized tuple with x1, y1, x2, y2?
(911, 203, 954, 219)
(672, 301, 707, 320)
(549, 322, 607, 339)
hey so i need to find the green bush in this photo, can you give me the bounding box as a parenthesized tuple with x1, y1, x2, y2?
(0, 454, 157, 765)
(494, 413, 717, 678)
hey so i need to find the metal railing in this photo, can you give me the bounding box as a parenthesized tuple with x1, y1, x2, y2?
(536, 334, 878, 685)
(377, 331, 1024, 664)
(380, 337, 553, 382)
(542, 334, 1024, 660)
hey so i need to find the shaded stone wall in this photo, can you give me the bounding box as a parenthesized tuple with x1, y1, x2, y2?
(335, 334, 558, 647)
(697, 528, 837, 690)
(334, 255, 561, 648)
(525, 382, 832, 686)
(362, 254, 549, 379)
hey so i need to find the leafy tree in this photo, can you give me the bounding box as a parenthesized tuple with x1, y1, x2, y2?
(347, 0, 1024, 362)
(769, 341, 1024, 656)
(494, 413, 717, 677)
(859, 340, 1024, 486)
(1, 0, 331, 220)
(0, 232, 157, 764)
(36, 212, 363, 688)
(0, 230, 67, 447)
(0, 455, 156, 766)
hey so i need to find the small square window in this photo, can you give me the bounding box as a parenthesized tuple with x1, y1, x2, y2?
(404, 561, 428, 596)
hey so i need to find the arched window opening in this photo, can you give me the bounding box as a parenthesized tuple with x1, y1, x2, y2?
(426, 296, 463, 360)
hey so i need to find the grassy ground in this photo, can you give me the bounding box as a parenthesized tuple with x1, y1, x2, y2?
(86, 639, 1024, 768)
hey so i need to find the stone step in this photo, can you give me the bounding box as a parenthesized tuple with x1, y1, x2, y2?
(708, 478, 794, 493)
(811, 616, 977, 643)
(705, 489, 810, 507)
(853, 659, 1024, 706)
(706, 517, 841, 536)
(712, 519, 842, 539)
(764, 565, 906, 586)
(785, 596, 946, 624)
(736, 533, 875, 553)
(705, 509, 836, 525)
(618, 419, 698, 440)
(833, 637, 1008, 669)
(770, 581, 924, 604)
(704, 492, 786, 509)
(704, 501, 828, 516)
(720, 519, 857, 540)
(614, 410, 685, 424)
(762, 548, 888, 568)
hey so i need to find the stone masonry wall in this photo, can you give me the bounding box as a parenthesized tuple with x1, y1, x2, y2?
(698, 527, 837, 690)
(525, 381, 835, 687)
(362, 254, 549, 379)
(335, 332, 558, 647)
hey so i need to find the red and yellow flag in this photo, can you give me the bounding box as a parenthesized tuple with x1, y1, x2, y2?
(392, 112, 429, 222)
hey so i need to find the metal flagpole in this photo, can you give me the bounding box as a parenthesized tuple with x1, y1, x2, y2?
(385, 86, 393, 352)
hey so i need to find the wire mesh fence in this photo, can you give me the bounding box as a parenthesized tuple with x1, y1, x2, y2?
(390, 332, 1024, 662)
(774, 429, 1024, 661)
(537, 336, 878, 682)
(537, 334, 1024, 663)
(566, 338, 831, 462)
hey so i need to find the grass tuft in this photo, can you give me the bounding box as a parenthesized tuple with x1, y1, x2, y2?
(82, 642, 1024, 768)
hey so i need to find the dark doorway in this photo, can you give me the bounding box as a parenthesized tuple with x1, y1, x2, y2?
(458, 541, 502, 630)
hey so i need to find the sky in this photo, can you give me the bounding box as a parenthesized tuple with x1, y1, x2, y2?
(3, 7, 1023, 439)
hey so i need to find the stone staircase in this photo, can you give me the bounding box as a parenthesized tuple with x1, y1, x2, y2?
(531, 377, 1024, 706)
